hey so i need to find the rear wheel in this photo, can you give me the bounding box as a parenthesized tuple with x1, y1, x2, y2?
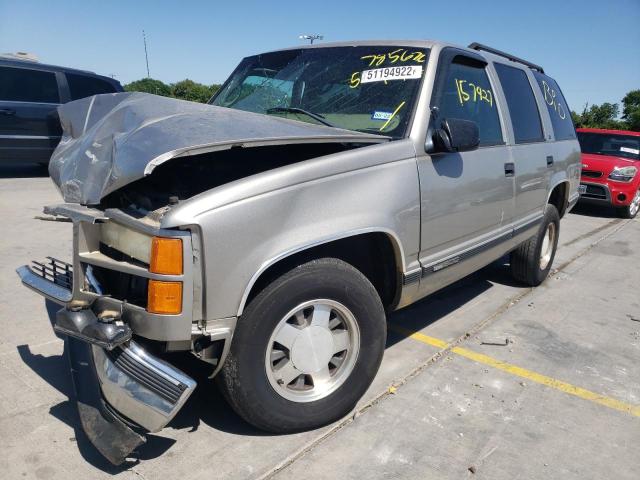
(617, 188, 640, 219)
(219, 258, 386, 432)
(510, 204, 560, 286)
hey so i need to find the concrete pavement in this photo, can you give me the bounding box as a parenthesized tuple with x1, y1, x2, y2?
(0, 162, 638, 479)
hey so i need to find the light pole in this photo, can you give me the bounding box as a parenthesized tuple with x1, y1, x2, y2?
(143, 30, 150, 78)
(299, 34, 323, 45)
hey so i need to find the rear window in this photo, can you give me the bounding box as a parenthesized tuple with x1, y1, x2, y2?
(0, 66, 59, 103)
(533, 72, 576, 141)
(494, 63, 544, 144)
(66, 73, 117, 100)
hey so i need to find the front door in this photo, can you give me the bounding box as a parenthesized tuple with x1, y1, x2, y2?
(417, 49, 514, 286)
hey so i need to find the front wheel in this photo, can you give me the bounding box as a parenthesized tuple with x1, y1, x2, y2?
(617, 188, 640, 219)
(510, 204, 560, 286)
(218, 258, 386, 432)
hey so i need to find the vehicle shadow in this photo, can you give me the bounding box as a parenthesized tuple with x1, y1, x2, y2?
(17, 338, 177, 474)
(569, 202, 620, 219)
(0, 162, 49, 179)
(17, 260, 519, 471)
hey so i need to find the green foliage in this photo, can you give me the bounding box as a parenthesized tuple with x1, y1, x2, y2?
(124, 78, 171, 97)
(621, 89, 640, 131)
(171, 79, 220, 103)
(124, 77, 221, 104)
(575, 102, 622, 129)
(570, 110, 582, 127)
(571, 89, 640, 131)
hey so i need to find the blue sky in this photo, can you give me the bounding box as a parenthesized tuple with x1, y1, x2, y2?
(1, 0, 638, 113)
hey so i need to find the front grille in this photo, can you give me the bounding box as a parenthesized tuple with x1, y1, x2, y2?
(31, 257, 73, 289)
(582, 170, 603, 178)
(108, 347, 187, 405)
(582, 184, 608, 200)
(84, 263, 148, 308)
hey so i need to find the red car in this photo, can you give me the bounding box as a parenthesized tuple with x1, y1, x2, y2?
(577, 128, 640, 218)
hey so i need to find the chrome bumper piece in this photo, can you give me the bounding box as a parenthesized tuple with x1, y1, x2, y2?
(16, 264, 73, 304)
(16, 260, 197, 463)
(93, 341, 196, 432)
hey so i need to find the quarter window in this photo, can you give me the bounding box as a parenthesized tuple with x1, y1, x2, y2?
(66, 73, 117, 100)
(532, 71, 576, 141)
(0, 66, 59, 103)
(434, 58, 502, 146)
(494, 63, 544, 144)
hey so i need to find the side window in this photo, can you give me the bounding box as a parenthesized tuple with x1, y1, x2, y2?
(66, 73, 117, 100)
(532, 72, 576, 141)
(435, 58, 502, 146)
(0, 66, 59, 103)
(494, 63, 544, 144)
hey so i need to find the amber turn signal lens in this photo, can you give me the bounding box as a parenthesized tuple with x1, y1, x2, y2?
(150, 237, 183, 275)
(147, 280, 182, 314)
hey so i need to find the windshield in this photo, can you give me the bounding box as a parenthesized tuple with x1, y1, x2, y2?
(577, 132, 640, 161)
(211, 46, 429, 138)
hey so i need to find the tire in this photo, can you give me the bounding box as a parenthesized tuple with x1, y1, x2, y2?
(510, 204, 560, 286)
(616, 188, 640, 219)
(218, 258, 386, 432)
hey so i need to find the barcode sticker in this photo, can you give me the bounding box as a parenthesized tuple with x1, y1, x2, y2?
(360, 65, 423, 84)
(620, 146, 639, 155)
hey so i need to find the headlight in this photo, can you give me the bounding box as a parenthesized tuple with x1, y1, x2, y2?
(101, 222, 153, 263)
(608, 166, 637, 182)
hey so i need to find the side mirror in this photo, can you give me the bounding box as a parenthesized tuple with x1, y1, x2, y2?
(432, 118, 480, 153)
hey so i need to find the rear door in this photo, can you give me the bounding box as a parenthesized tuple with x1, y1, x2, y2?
(0, 65, 62, 163)
(493, 63, 550, 227)
(416, 48, 514, 289)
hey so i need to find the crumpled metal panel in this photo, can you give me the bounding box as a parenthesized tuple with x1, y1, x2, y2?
(48, 92, 386, 205)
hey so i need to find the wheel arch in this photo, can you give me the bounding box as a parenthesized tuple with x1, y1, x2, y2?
(547, 180, 570, 218)
(237, 229, 405, 316)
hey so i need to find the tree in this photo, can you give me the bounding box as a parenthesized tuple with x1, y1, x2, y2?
(571, 110, 583, 128)
(582, 103, 621, 129)
(573, 102, 625, 130)
(621, 89, 640, 131)
(171, 79, 219, 103)
(124, 78, 171, 97)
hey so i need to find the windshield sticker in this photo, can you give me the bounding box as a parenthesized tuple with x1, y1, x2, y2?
(360, 65, 423, 85)
(621, 146, 640, 155)
(541, 80, 566, 119)
(455, 79, 493, 107)
(361, 49, 427, 67)
(371, 111, 393, 121)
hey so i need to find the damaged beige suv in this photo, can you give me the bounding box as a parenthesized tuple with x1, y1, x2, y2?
(17, 40, 580, 464)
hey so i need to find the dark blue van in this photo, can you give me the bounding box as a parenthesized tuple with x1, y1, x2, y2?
(0, 57, 123, 164)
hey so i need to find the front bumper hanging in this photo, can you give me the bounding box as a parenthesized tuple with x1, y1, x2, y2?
(17, 259, 197, 465)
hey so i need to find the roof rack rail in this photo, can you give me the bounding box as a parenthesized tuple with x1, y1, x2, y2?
(468, 42, 544, 73)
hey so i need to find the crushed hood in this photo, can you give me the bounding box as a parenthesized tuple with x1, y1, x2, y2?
(49, 92, 387, 205)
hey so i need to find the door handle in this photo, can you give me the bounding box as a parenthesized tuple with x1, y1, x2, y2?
(504, 162, 515, 177)
(0, 108, 16, 116)
(546, 155, 554, 167)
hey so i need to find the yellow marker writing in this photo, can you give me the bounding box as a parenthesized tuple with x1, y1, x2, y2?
(380, 101, 406, 132)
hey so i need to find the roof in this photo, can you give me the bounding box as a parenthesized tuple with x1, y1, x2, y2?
(257, 39, 545, 76)
(0, 56, 120, 86)
(576, 127, 640, 137)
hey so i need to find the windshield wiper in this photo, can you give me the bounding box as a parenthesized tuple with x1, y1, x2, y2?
(266, 107, 337, 128)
